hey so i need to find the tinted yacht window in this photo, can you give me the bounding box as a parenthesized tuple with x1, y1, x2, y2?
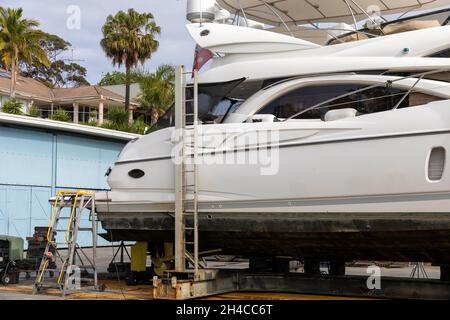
(428, 48, 450, 58)
(257, 84, 409, 119)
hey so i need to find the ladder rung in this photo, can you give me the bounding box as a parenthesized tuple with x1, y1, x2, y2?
(185, 242, 195, 245)
(78, 228, 94, 231)
(185, 227, 195, 230)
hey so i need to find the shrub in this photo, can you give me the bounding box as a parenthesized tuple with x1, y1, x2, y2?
(107, 107, 128, 127)
(27, 105, 40, 117)
(129, 116, 148, 134)
(51, 109, 71, 122)
(1, 98, 23, 115)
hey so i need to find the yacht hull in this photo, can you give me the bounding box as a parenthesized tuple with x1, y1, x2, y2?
(96, 102, 450, 263)
(97, 210, 450, 262)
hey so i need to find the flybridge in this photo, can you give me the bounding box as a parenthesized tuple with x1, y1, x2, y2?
(186, 0, 450, 46)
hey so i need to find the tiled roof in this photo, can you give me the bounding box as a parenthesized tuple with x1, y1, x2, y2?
(0, 69, 134, 105)
(0, 69, 53, 101)
(53, 85, 129, 102)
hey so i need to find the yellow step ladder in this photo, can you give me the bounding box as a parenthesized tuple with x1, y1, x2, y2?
(33, 190, 102, 296)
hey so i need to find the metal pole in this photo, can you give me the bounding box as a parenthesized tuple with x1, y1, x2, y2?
(261, 0, 294, 37)
(237, 0, 249, 27)
(174, 66, 186, 272)
(200, 0, 203, 27)
(193, 69, 199, 278)
(343, 0, 359, 40)
(92, 196, 98, 288)
(348, 0, 385, 35)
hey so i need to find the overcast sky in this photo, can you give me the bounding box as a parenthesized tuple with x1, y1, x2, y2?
(1, 0, 194, 84)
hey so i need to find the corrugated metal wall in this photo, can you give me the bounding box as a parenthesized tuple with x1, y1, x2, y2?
(0, 125, 126, 245)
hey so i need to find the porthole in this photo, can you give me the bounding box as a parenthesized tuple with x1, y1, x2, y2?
(428, 147, 446, 181)
(128, 169, 145, 179)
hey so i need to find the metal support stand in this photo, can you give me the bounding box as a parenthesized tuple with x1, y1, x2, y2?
(107, 241, 131, 275)
(153, 269, 450, 300)
(410, 262, 429, 279)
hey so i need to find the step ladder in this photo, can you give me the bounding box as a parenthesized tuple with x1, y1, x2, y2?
(33, 190, 101, 296)
(174, 66, 202, 279)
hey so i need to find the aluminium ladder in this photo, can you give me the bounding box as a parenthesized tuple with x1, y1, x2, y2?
(33, 190, 100, 296)
(174, 66, 201, 279)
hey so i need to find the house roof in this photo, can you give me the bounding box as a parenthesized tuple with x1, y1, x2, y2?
(52, 85, 138, 106)
(0, 69, 138, 107)
(0, 69, 53, 102)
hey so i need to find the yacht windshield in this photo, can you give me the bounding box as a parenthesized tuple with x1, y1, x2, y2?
(188, 78, 246, 123)
(152, 78, 245, 132)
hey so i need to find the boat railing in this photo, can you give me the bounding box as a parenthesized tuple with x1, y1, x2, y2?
(227, 0, 450, 45)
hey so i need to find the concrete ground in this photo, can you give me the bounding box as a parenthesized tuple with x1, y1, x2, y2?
(0, 246, 444, 300)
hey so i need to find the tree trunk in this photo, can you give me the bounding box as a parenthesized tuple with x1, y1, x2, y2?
(151, 106, 159, 125)
(9, 60, 16, 98)
(125, 66, 131, 123)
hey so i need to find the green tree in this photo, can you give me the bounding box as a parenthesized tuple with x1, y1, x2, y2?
(139, 64, 175, 125)
(100, 8, 160, 120)
(21, 33, 90, 88)
(98, 71, 126, 86)
(98, 70, 142, 86)
(0, 7, 50, 97)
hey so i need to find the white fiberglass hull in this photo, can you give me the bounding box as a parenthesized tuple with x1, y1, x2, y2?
(98, 101, 450, 213)
(95, 101, 450, 261)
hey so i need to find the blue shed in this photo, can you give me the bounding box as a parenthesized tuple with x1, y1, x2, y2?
(0, 113, 138, 245)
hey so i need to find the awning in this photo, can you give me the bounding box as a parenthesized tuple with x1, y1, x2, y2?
(216, 0, 450, 25)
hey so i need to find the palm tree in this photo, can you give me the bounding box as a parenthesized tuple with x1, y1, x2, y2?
(100, 9, 160, 122)
(0, 7, 50, 97)
(139, 64, 175, 125)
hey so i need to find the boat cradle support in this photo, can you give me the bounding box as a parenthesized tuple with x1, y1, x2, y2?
(153, 269, 450, 300)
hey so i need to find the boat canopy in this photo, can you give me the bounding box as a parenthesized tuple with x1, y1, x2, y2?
(216, 0, 450, 25)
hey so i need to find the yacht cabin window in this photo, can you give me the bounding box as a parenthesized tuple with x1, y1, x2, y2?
(256, 83, 440, 120)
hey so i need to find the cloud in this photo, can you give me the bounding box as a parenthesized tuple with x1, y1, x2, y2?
(1, 0, 195, 84)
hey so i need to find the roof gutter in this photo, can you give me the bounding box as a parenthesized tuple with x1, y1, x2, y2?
(0, 112, 140, 142)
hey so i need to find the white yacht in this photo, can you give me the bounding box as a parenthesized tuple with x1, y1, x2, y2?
(96, 0, 450, 274)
